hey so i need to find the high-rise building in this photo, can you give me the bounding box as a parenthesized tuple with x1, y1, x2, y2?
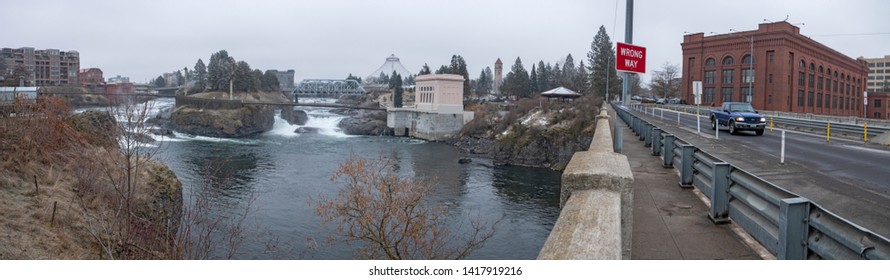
(864, 55, 890, 93)
(493, 58, 503, 94)
(682, 22, 868, 117)
(0, 47, 80, 86)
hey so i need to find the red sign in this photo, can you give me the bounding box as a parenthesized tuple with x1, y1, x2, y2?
(616, 42, 646, 74)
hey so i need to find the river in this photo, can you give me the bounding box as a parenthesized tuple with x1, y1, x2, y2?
(130, 97, 561, 259)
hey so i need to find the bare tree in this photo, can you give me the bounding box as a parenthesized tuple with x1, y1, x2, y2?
(650, 62, 681, 99)
(314, 153, 497, 260)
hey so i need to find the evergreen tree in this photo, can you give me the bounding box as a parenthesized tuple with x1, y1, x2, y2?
(550, 62, 562, 89)
(435, 65, 449, 74)
(377, 72, 390, 84)
(154, 75, 166, 88)
(174, 70, 184, 86)
(193, 59, 207, 92)
(537, 61, 548, 91)
(262, 70, 280, 92)
(484, 67, 493, 93)
(232, 60, 254, 92)
(501, 57, 531, 99)
(588, 26, 621, 100)
(562, 54, 576, 90)
(474, 67, 493, 94)
(393, 73, 404, 108)
(529, 65, 539, 94)
(389, 70, 400, 89)
(345, 73, 362, 84)
(208, 50, 234, 91)
(576, 60, 590, 95)
(418, 63, 431, 75)
(251, 69, 264, 92)
(452, 55, 470, 97)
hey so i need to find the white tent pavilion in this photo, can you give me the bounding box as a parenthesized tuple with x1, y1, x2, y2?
(540, 86, 581, 102)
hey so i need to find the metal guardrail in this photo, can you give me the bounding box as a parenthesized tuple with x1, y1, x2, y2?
(639, 103, 890, 139)
(614, 103, 890, 260)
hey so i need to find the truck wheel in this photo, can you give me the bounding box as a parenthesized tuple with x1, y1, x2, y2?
(729, 121, 737, 135)
(755, 129, 764, 136)
(711, 118, 717, 130)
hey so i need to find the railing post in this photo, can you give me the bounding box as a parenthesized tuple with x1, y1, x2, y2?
(679, 145, 694, 188)
(662, 134, 675, 167)
(651, 128, 662, 156)
(640, 122, 652, 144)
(614, 121, 623, 153)
(779, 197, 810, 260)
(709, 162, 731, 223)
(632, 117, 639, 135)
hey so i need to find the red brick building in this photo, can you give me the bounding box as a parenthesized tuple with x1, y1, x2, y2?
(106, 82, 134, 95)
(682, 22, 868, 117)
(866, 92, 890, 119)
(79, 68, 105, 94)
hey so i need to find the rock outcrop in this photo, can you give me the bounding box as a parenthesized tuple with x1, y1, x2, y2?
(338, 109, 390, 136)
(170, 104, 274, 138)
(281, 108, 308, 125)
(332, 94, 392, 136)
(448, 98, 599, 171)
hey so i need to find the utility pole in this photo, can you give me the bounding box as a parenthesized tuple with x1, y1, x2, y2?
(184, 67, 188, 96)
(615, 0, 633, 153)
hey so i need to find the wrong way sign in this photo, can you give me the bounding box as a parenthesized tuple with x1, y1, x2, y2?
(616, 42, 646, 74)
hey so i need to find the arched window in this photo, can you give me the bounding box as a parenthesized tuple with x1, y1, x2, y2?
(705, 58, 716, 66)
(809, 63, 815, 71)
(841, 73, 845, 80)
(819, 66, 824, 73)
(800, 60, 806, 68)
(827, 68, 832, 76)
(723, 56, 734, 65)
(742, 55, 753, 64)
(834, 71, 838, 78)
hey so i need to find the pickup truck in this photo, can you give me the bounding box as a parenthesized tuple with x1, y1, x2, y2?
(709, 102, 766, 135)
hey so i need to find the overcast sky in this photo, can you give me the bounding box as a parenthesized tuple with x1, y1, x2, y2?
(2, 0, 888, 86)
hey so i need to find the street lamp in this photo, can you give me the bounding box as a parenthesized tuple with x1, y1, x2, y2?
(728, 29, 754, 103)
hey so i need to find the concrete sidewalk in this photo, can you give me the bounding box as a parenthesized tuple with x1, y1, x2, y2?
(620, 123, 766, 260)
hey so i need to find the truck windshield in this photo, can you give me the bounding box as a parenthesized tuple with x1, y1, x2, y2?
(729, 104, 755, 112)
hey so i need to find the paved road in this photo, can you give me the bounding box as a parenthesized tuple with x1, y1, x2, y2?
(623, 105, 890, 239)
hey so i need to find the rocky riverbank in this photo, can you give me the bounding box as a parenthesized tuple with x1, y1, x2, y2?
(447, 96, 599, 171)
(0, 105, 182, 259)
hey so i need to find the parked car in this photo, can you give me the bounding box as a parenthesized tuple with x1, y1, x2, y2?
(709, 102, 766, 135)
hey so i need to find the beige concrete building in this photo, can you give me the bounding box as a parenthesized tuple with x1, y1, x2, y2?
(387, 74, 474, 141)
(415, 74, 464, 113)
(865, 55, 890, 92)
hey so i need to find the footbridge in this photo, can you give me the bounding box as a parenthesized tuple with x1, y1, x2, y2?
(292, 79, 366, 98)
(174, 96, 384, 111)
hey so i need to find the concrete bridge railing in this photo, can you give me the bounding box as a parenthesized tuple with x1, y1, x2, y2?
(538, 107, 634, 260)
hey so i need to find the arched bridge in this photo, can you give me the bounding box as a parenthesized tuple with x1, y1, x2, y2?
(292, 79, 366, 97)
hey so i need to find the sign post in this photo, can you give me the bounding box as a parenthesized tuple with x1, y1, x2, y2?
(693, 81, 702, 134)
(864, 91, 869, 119)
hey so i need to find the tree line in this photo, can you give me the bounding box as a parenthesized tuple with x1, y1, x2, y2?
(151, 50, 281, 93)
(399, 25, 681, 101)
